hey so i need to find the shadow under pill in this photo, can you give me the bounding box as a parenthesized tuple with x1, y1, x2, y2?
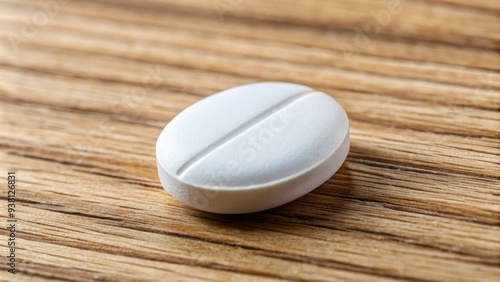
(189, 162, 357, 233)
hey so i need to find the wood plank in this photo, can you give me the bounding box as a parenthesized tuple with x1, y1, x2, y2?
(0, 0, 499, 281)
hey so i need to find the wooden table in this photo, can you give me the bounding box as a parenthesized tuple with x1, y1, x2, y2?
(1, 0, 499, 281)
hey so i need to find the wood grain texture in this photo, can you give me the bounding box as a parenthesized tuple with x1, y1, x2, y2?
(0, 0, 499, 281)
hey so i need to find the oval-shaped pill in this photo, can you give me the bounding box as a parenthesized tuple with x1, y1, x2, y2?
(156, 82, 350, 214)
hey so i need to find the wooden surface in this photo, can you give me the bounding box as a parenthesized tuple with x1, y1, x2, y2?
(1, 0, 499, 281)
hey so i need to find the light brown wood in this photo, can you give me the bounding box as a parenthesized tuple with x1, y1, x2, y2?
(0, 0, 499, 281)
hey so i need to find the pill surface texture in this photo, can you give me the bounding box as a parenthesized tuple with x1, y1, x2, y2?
(156, 82, 350, 214)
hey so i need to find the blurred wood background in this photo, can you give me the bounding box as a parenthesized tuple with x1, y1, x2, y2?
(0, 0, 499, 281)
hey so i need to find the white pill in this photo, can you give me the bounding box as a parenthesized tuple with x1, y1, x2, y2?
(156, 82, 350, 214)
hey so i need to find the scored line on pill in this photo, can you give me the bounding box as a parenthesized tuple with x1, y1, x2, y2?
(176, 89, 318, 177)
